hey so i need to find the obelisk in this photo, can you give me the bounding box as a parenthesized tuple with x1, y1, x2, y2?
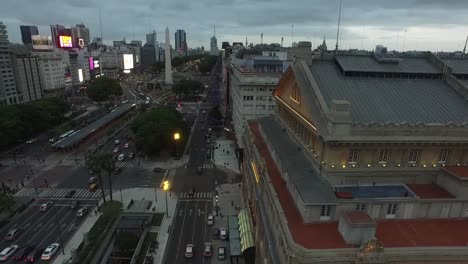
(165, 26, 173, 85)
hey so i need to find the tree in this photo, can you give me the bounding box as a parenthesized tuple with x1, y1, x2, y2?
(172, 80, 203, 96)
(100, 153, 116, 202)
(86, 76, 123, 102)
(85, 154, 107, 204)
(132, 107, 189, 156)
(0, 192, 15, 214)
(198, 55, 218, 73)
(172, 57, 185, 68)
(151, 61, 164, 74)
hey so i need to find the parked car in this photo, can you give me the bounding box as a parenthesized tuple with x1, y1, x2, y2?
(113, 147, 120, 153)
(114, 139, 120, 145)
(124, 143, 129, 148)
(153, 167, 166, 173)
(185, 244, 194, 258)
(12, 246, 34, 261)
(220, 228, 228, 240)
(40, 201, 53, 212)
(128, 152, 134, 159)
(25, 247, 43, 263)
(218, 246, 226, 260)
(76, 207, 88, 217)
(4, 228, 21, 241)
(0, 245, 18, 261)
(207, 214, 214, 226)
(203, 243, 212, 257)
(117, 153, 125, 161)
(113, 167, 122, 174)
(65, 190, 76, 198)
(70, 200, 80, 209)
(26, 138, 37, 144)
(88, 177, 98, 184)
(212, 228, 220, 239)
(41, 243, 59, 260)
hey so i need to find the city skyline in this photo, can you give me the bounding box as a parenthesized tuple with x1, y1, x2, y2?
(1, 0, 468, 51)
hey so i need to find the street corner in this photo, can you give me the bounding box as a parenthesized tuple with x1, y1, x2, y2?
(31, 165, 75, 188)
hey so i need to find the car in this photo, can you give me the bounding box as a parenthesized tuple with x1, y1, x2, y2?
(124, 143, 129, 148)
(40, 201, 53, 212)
(70, 200, 80, 209)
(5, 228, 21, 241)
(65, 190, 76, 198)
(197, 166, 203, 175)
(188, 187, 195, 197)
(220, 228, 228, 240)
(0, 245, 18, 261)
(113, 167, 122, 175)
(25, 247, 43, 263)
(89, 183, 98, 192)
(202, 110, 206, 114)
(203, 243, 212, 257)
(76, 207, 88, 217)
(114, 139, 120, 145)
(41, 243, 59, 261)
(153, 167, 166, 173)
(184, 244, 194, 258)
(128, 152, 134, 159)
(117, 153, 125, 161)
(48, 138, 55, 143)
(218, 247, 226, 260)
(12, 246, 34, 261)
(26, 138, 37, 144)
(113, 147, 120, 153)
(207, 214, 214, 226)
(88, 177, 98, 184)
(212, 228, 220, 239)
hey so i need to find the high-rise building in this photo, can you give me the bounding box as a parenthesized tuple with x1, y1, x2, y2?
(210, 36, 219, 56)
(146, 30, 157, 46)
(34, 49, 66, 91)
(0, 22, 19, 105)
(11, 52, 43, 103)
(175, 29, 187, 54)
(71, 24, 90, 47)
(50, 24, 66, 46)
(130, 40, 142, 47)
(141, 44, 156, 66)
(20, 25, 39, 45)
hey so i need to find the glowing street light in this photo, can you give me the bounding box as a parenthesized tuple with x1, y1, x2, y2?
(163, 181, 170, 217)
(173, 132, 180, 159)
(173, 133, 180, 141)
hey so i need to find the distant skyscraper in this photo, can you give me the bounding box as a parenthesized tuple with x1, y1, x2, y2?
(50, 24, 66, 46)
(71, 24, 90, 46)
(175, 29, 187, 54)
(20, 25, 39, 45)
(210, 36, 219, 56)
(146, 30, 157, 46)
(165, 27, 172, 84)
(0, 22, 19, 105)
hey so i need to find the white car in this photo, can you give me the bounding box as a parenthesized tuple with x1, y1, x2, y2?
(76, 207, 88, 217)
(185, 244, 194, 258)
(113, 147, 120, 153)
(124, 143, 129, 148)
(40, 201, 53, 212)
(207, 214, 214, 226)
(26, 138, 37, 144)
(114, 139, 120, 145)
(41, 243, 60, 260)
(118, 153, 125, 161)
(0, 245, 18, 261)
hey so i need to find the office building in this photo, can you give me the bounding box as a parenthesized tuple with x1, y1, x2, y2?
(175, 29, 187, 54)
(71, 24, 90, 46)
(241, 43, 468, 263)
(130, 40, 142, 47)
(50, 24, 69, 46)
(141, 43, 156, 66)
(34, 49, 66, 91)
(146, 30, 157, 46)
(210, 36, 219, 56)
(0, 22, 19, 105)
(11, 52, 43, 102)
(20, 25, 39, 45)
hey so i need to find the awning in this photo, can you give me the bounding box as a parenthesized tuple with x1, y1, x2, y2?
(238, 208, 255, 252)
(228, 216, 241, 256)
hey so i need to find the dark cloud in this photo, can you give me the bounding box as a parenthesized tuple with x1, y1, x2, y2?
(1, 0, 467, 51)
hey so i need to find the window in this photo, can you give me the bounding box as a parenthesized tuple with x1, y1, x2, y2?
(348, 149, 359, 164)
(438, 149, 448, 163)
(386, 203, 397, 218)
(256, 105, 266, 110)
(244, 87, 253, 92)
(259, 88, 266, 92)
(290, 83, 301, 103)
(378, 149, 390, 163)
(408, 149, 419, 163)
(256, 96, 266, 101)
(269, 96, 274, 102)
(356, 203, 366, 211)
(320, 205, 331, 220)
(268, 105, 275, 110)
(243, 96, 253, 101)
(269, 88, 275, 92)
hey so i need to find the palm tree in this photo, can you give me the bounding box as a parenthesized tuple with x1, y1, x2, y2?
(100, 153, 116, 201)
(85, 154, 107, 204)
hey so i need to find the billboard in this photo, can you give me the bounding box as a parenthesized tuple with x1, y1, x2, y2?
(78, 38, 84, 49)
(59, 35, 73, 48)
(93, 59, 100, 69)
(78, 69, 84, 82)
(89, 57, 94, 70)
(123, 54, 134, 70)
(31, 35, 53, 50)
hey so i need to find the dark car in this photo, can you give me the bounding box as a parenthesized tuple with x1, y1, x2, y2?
(25, 248, 43, 263)
(153, 167, 166, 173)
(212, 228, 220, 239)
(113, 167, 122, 175)
(197, 167, 203, 175)
(65, 190, 76, 198)
(70, 200, 80, 209)
(13, 246, 34, 261)
(5, 228, 21, 241)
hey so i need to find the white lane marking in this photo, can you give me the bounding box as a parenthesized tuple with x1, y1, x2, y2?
(174, 201, 189, 264)
(179, 209, 183, 217)
(189, 208, 192, 216)
(202, 201, 208, 264)
(191, 200, 199, 243)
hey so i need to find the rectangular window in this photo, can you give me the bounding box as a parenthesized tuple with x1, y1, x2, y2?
(243, 96, 253, 101)
(378, 149, 390, 163)
(256, 105, 266, 110)
(438, 149, 448, 163)
(320, 205, 331, 220)
(356, 203, 366, 211)
(256, 96, 266, 101)
(269, 96, 274, 102)
(269, 88, 274, 92)
(244, 87, 253, 92)
(408, 149, 419, 163)
(290, 83, 301, 103)
(259, 87, 266, 92)
(386, 203, 397, 218)
(348, 149, 359, 164)
(268, 105, 275, 110)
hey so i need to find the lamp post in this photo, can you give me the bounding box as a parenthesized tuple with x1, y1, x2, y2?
(173, 132, 180, 158)
(163, 181, 170, 217)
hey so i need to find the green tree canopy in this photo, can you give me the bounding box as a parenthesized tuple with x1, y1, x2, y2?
(0, 191, 15, 214)
(198, 55, 218, 73)
(172, 79, 204, 96)
(151, 61, 164, 74)
(87, 76, 123, 102)
(132, 107, 189, 155)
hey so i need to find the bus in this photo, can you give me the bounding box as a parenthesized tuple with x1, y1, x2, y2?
(58, 130, 75, 139)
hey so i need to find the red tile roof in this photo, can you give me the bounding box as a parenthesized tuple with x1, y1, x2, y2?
(344, 211, 375, 225)
(406, 184, 455, 199)
(249, 121, 468, 249)
(445, 166, 468, 178)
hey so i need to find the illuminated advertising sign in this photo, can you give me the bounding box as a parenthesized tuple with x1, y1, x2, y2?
(78, 38, 84, 48)
(31, 35, 53, 50)
(123, 54, 134, 70)
(93, 59, 100, 69)
(78, 69, 84, 82)
(59, 35, 73, 48)
(89, 57, 94, 70)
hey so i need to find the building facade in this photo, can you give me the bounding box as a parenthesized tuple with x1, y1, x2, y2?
(34, 49, 66, 92)
(0, 22, 19, 105)
(71, 24, 90, 47)
(141, 44, 156, 66)
(175, 29, 187, 55)
(20, 25, 39, 45)
(146, 31, 157, 46)
(210, 36, 219, 56)
(11, 54, 43, 102)
(241, 45, 468, 263)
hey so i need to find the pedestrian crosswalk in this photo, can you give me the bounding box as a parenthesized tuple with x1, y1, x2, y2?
(58, 158, 136, 168)
(14, 187, 107, 199)
(180, 192, 213, 200)
(202, 164, 213, 169)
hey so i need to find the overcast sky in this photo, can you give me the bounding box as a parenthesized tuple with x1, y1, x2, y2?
(2, 0, 468, 51)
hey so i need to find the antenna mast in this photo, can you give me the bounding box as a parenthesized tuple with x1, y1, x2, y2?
(99, 8, 103, 43)
(261, 32, 263, 45)
(463, 35, 468, 58)
(291, 24, 294, 46)
(214, 24, 216, 37)
(335, 0, 342, 53)
(281, 37, 284, 47)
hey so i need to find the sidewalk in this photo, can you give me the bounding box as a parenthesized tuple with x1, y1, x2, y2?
(212, 139, 239, 174)
(53, 187, 178, 264)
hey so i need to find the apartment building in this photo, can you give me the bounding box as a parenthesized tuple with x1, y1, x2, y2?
(0, 21, 19, 104)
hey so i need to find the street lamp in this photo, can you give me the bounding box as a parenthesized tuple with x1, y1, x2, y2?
(173, 132, 180, 158)
(163, 181, 170, 217)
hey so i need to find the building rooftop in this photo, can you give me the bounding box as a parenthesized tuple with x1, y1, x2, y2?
(406, 183, 455, 199)
(442, 58, 468, 75)
(249, 120, 468, 249)
(310, 60, 468, 124)
(335, 55, 441, 74)
(257, 118, 337, 204)
(344, 211, 375, 225)
(444, 166, 468, 179)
